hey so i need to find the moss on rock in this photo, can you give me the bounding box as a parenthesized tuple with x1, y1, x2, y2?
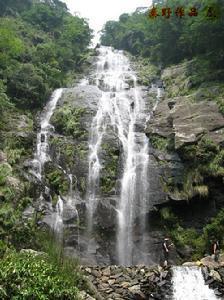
(45, 162, 69, 196)
(51, 104, 87, 139)
(100, 143, 120, 194)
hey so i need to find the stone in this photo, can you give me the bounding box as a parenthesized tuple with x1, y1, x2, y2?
(102, 267, 111, 276)
(92, 269, 101, 277)
(20, 249, 45, 256)
(105, 288, 114, 294)
(120, 282, 130, 288)
(85, 267, 92, 274)
(217, 267, 224, 281)
(130, 279, 139, 286)
(145, 271, 154, 277)
(101, 276, 109, 282)
(98, 283, 109, 290)
(201, 256, 219, 269)
(182, 261, 198, 267)
(108, 279, 116, 285)
(111, 272, 123, 279)
(128, 284, 141, 292)
(210, 270, 222, 282)
(79, 291, 96, 300)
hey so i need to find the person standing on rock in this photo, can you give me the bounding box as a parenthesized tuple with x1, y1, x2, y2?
(162, 237, 173, 267)
(212, 240, 220, 262)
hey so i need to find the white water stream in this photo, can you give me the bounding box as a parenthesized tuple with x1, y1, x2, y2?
(86, 46, 155, 264)
(30, 88, 65, 233)
(172, 266, 218, 300)
(31, 88, 63, 181)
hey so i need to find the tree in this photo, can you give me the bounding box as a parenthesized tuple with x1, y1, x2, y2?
(7, 64, 50, 109)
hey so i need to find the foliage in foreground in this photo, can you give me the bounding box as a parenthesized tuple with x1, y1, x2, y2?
(0, 251, 80, 300)
(0, 232, 87, 300)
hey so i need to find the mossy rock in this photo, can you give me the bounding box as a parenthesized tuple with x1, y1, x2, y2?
(51, 104, 87, 139)
(100, 143, 120, 194)
(150, 134, 174, 152)
(45, 162, 69, 195)
(163, 137, 224, 201)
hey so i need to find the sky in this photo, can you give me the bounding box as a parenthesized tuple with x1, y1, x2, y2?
(63, 0, 152, 44)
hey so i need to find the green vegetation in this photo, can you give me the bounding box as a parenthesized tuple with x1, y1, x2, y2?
(0, 0, 92, 297)
(101, 0, 224, 72)
(45, 163, 69, 196)
(0, 233, 85, 300)
(51, 104, 87, 139)
(0, 0, 92, 110)
(1, 252, 78, 299)
(100, 143, 120, 194)
(49, 135, 88, 196)
(160, 137, 224, 200)
(160, 206, 224, 260)
(150, 134, 174, 152)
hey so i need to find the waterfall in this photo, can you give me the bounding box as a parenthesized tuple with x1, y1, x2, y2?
(30, 88, 64, 236)
(86, 46, 151, 264)
(117, 76, 150, 265)
(172, 266, 218, 300)
(54, 196, 64, 237)
(67, 173, 80, 249)
(30, 88, 63, 181)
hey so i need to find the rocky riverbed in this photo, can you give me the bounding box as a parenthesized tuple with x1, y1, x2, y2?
(80, 265, 173, 300)
(79, 255, 224, 300)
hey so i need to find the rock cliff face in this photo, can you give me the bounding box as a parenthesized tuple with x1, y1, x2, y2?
(146, 60, 224, 202)
(147, 96, 224, 149)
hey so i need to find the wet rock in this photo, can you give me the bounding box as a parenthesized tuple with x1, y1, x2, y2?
(22, 205, 35, 220)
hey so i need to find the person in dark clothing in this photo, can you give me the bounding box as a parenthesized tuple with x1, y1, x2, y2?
(162, 237, 173, 267)
(130, 101, 134, 110)
(212, 240, 220, 262)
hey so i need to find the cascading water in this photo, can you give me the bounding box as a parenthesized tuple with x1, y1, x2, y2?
(117, 77, 150, 265)
(31, 88, 63, 181)
(172, 266, 218, 300)
(86, 46, 153, 264)
(54, 196, 64, 237)
(30, 88, 64, 233)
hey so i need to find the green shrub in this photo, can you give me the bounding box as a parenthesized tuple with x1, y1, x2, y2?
(4, 147, 25, 165)
(160, 207, 178, 229)
(45, 165, 69, 195)
(100, 143, 119, 194)
(0, 203, 37, 253)
(52, 105, 87, 139)
(204, 209, 224, 243)
(0, 251, 79, 299)
(0, 164, 12, 186)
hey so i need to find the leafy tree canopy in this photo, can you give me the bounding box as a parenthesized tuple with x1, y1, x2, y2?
(101, 0, 224, 68)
